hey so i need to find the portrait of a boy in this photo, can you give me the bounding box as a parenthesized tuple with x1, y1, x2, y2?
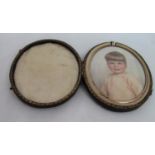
(100, 51, 143, 101)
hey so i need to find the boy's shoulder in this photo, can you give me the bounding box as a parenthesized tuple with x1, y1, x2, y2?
(124, 72, 135, 78)
(123, 72, 139, 83)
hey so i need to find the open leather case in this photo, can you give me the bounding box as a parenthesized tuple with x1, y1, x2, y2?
(10, 40, 153, 112)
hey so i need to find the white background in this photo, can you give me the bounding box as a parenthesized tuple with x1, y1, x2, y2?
(0, 33, 155, 122)
(0, 0, 155, 155)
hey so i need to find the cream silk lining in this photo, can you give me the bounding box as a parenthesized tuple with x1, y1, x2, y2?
(15, 43, 79, 103)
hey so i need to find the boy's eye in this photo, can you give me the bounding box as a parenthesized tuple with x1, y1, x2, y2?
(108, 62, 114, 64)
(117, 61, 124, 65)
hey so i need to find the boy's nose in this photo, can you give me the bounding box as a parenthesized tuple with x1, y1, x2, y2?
(114, 64, 118, 68)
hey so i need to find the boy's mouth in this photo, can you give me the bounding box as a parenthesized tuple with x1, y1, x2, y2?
(113, 69, 124, 74)
(114, 69, 121, 71)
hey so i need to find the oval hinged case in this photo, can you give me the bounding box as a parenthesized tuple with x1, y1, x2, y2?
(10, 40, 153, 112)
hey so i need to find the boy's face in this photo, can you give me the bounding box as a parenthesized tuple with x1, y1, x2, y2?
(107, 60, 126, 74)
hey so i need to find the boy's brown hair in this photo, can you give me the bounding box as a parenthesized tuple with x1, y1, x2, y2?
(105, 51, 127, 64)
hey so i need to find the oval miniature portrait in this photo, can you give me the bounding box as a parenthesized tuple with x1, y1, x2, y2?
(83, 42, 152, 111)
(10, 40, 81, 107)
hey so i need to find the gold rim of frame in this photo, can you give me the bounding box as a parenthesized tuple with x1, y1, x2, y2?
(83, 41, 152, 111)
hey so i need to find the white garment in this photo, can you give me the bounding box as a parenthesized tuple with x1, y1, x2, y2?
(100, 73, 143, 101)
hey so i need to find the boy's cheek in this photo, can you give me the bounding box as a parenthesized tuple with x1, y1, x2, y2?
(119, 64, 126, 70)
(108, 63, 114, 68)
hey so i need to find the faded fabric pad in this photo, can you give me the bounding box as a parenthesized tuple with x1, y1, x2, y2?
(15, 43, 79, 104)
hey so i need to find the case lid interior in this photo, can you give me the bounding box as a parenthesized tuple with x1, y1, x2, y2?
(10, 40, 82, 107)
